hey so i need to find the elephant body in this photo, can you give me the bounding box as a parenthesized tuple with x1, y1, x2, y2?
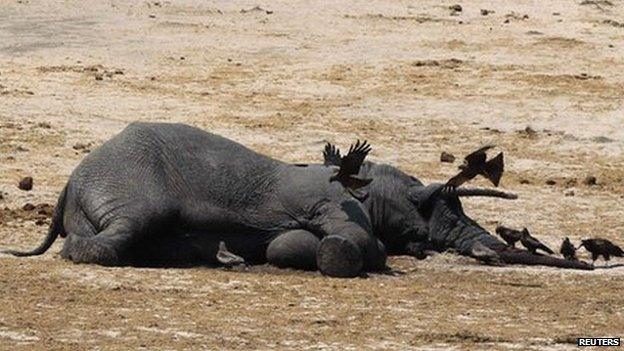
(7, 122, 387, 277)
(6, 122, 591, 275)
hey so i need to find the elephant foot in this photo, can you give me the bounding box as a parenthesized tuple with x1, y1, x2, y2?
(317, 235, 363, 278)
(61, 235, 121, 266)
(266, 230, 319, 271)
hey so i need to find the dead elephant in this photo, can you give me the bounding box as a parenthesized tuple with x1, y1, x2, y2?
(3, 122, 387, 277)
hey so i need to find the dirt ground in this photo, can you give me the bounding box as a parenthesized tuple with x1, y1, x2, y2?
(1, 0, 623, 349)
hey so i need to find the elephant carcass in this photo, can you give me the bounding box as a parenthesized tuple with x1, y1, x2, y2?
(3, 123, 387, 278)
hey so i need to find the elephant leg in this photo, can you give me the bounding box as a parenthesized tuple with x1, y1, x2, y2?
(309, 198, 387, 277)
(317, 235, 363, 278)
(61, 221, 134, 266)
(266, 230, 320, 271)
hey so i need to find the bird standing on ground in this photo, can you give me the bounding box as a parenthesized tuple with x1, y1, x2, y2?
(445, 145, 504, 189)
(520, 228, 555, 255)
(325, 140, 373, 192)
(495, 225, 523, 248)
(579, 238, 623, 265)
(560, 237, 577, 261)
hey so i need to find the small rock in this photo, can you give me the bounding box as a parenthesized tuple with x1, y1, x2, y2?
(37, 122, 52, 129)
(524, 126, 537, 135)
(440, 152, 456, 163)
(16, 145, 29, 152)
(552, 12, 561, 16)
(35, 219, 46, 226)
(73, 142, 90, 150)
(18, 177, 33, 191)
(480, 9, 493, 15)
(518, 126, 537, 137)
(545, 179, 556, 185)
(36, 203, 54, 216)
(148, 14, 156, 18)
(449, 4, 462, 12)
(22, 203, 36, 211)
(519, 179, 531, 184)
(94, 74, 103, 81)
(564, 189, 575, 197)
(114, 69, 124, 75)
(583, 176, 597, 186)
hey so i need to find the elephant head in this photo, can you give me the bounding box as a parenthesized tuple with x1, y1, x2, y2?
(360, 164, 592, 270)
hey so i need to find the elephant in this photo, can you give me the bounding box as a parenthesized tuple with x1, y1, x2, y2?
(3, 122, 387, 278)
(318, 144, 593, 270)
(4, 122, 591, 276)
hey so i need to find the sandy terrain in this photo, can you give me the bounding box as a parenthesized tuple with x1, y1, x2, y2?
(1, 0, 623, 349)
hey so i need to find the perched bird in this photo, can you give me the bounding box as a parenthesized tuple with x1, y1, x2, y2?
(216, 241, 246, 267)
(445, 145, 504, 189)
(495, 225, 523, 248)
(560, 237, 577, 261)
(579, 238, 623, 264)
(324, 140, 373, 191)
(520, 228, 554, 255)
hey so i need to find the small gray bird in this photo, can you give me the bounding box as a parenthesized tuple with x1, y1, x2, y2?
(216, 241, 246, 267)
(560, 237, 577, 261)
(579, 238, 623, 264)
(495, 225, 523, 248)
(520, 228, 554, 255)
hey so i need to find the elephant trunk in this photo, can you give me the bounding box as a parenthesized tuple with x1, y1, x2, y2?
(427, 197, 593, 270)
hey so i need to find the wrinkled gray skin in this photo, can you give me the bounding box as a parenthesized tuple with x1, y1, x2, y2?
(5, 123, 387, 277)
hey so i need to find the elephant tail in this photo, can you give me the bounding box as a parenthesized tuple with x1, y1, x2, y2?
(2, 185, 67, 257)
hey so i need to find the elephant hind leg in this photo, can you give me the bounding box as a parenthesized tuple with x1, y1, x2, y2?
(266, 230, 319, 271)
(61, 222, 134, 266)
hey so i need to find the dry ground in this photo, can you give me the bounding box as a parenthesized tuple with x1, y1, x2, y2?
(1, 0, 623, 349)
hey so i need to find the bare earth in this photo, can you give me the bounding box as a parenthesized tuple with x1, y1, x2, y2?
(1, 1, 623, 350)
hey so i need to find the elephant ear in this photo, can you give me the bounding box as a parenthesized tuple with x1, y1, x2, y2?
(408, 183, 445, 211)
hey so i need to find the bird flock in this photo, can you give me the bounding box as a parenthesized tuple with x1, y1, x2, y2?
(496, 225, 623, 267)
(444, 145, 623, 268)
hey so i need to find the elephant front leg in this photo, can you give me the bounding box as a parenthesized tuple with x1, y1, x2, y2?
(266, 229, 376, 277)
(307, 199, 387, 277)
(316, 235, 364, 277)
(266, 230, 320, 271)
